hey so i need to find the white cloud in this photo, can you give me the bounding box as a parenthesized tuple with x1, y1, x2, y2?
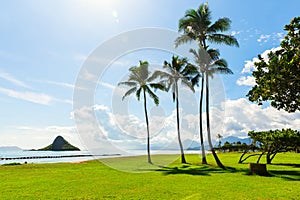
(44, 80, 75, 89)
(241, 59, 259, 73)
(257, 34, 271, 43)
(222, 98, 300, 137)
(54, 98, 73, 105)
(80, 69, 98, 82)
(98, 81, 116, 90)
(0, 87, 53, 105)
(237, 47, 282, 87)
(35, 80, 86, 91)
(236, 76, 256, 87)
(257, 32, 284, 44)
(0, 87, 72, 105)
(231, 30, 241, 36)
(5, 98, 298, 151)
(73, 103, 198, 152)
(0, 71, 30, 89)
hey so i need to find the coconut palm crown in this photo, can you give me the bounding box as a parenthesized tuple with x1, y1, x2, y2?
(175, 3, 239, 49)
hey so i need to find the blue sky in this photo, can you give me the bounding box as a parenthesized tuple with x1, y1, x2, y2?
(1, 0, 299, 151)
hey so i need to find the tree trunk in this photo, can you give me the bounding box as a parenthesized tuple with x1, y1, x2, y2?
(256, 152, 265, 163)
(199, 75, 207, 164)
(143, 89, 152, 164)
(175, 82, 186, 164)
(205, 74, 225, 169)
(249, 163, 268, 176)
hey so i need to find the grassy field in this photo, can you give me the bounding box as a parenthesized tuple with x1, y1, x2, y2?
(0, 152, 299, 199)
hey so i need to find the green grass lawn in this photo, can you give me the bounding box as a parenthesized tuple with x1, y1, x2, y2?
(0, 152, 299, 200)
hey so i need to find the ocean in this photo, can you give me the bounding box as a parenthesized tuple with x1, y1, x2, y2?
(0, 149, 202, 165)
(0, 150, 118, 165)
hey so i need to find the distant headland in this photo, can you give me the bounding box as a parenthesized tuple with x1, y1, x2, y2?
(38, 136, 80, 151)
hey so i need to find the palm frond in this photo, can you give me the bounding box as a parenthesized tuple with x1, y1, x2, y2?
(128, 72, 140, 83)
(145, 86, 159, 105)
(122, 87, 137, 100)
(182, 63, 199, 78)
(181, 78, 195, 93)
(118, 81, 137, 87)
(149, 70, 168, 81)
(208, 67, 233, 76)
(174, 34, 194, 48)
(149, 83, 166, 91)
(207, 48, 220, 59)
(207, 18, 231, 33)
(213, 58, 228, 68)
(208, 34, 239, 47)
(138, 61, 150, 80)
(189, 48, 211, 69)
(136, 87, 142, 101)
(191, 73, 201, 87)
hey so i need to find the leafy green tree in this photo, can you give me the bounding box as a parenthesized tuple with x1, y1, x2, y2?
(239, 129, 300, 164)
(153, 56, 197, 163)
(247, 17, 300, 112)
(176, 2, 238, 168)
(249, 129, 300, 164)
(118, 61, 165, 164)
(222, 141, 232, 152)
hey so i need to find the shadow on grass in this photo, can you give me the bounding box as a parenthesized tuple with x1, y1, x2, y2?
(268, 170, 300, 181)
(154, 164, 247, 176)
(271, 163, 300, 168)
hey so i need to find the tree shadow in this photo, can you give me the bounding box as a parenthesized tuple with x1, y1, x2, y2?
(271, 163, 300, 168)
(155, 164, 245, 176)
(268, 170, 300, 181)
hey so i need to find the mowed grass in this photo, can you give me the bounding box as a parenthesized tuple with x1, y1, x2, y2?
(0, 153, 299, 200)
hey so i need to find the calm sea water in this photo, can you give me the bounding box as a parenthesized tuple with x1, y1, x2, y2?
(0, 150, 110, 165)
(0, 149, 202, 165)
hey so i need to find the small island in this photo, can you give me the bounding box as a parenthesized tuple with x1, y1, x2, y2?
(38, 136, 80, 151)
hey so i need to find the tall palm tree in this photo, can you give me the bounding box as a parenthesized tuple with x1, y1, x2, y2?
(176, 3, 238, 168)
(153, 56, 197, 164)
(118, 61, 165, 164)
(190, 48, 232, 169)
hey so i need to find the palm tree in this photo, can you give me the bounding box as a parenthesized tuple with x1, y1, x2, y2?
(118, 61, 165, 164)
(153, 56, 197, 164)
(190, 48, 231, 168)
(175, 3, 239, 49)
(189, 47, 208, 164)
(176, 3, 238, 168)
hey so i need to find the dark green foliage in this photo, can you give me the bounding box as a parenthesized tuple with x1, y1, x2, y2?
(176, 3, 239, 48)
(39, 136, 80, 151)
(217, 141, 250, 153)
(2, 162, 22, 166)
(239, 129, 300, 164)
(247, 17, 300, 112)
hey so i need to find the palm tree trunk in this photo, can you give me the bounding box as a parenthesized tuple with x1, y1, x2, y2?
(205, 74, 225, 169)
(175, 82, 186, 164)
(199, 75, 207, 164)
(143, 89, 152, 164)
